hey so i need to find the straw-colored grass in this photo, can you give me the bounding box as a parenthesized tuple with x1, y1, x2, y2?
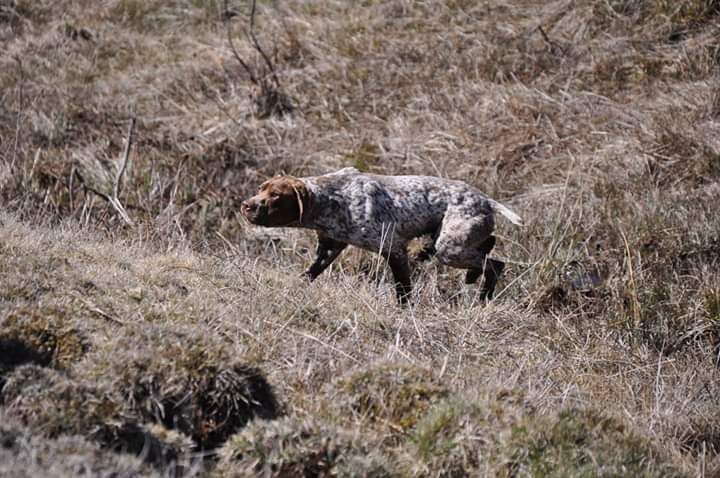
(2, 0, 720, 475)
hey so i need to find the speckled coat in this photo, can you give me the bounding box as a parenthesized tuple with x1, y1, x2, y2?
(297, 167, 522, 302)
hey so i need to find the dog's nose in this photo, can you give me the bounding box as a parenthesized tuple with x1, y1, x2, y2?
(241, 200, 256, 212)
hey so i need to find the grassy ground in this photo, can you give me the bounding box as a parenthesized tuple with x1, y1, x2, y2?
(2, 0, 720, 476)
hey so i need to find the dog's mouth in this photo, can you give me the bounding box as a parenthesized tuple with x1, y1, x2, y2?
(241, 205, 268, 225)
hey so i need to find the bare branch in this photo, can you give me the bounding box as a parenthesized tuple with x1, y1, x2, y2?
(225, 0, 258, 85)
(76, 117, 136, 227)
(78, 297, 126, 325)
(102, 116, 137, 226)
(108, 196, 133, 226)
(223, 0, 294, 118)
(69, 165, 76, 211)
(246, 0, 280, 88)
(24, 148, 41, 186)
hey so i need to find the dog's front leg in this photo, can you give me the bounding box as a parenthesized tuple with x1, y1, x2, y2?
(388, 253, 412, 304)
(304, 233, 348, 281)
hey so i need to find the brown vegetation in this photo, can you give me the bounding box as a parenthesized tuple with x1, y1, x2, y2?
(2, 0, 720, 475)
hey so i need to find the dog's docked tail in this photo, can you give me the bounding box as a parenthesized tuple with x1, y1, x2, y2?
(489, 199, 523, 226)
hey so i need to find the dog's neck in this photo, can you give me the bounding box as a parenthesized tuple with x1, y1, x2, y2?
(296, 178, 319, 228)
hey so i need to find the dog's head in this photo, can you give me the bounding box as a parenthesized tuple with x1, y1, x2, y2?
(241, 176, 310, 227)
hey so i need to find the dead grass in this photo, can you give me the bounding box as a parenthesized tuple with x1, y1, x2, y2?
(2, 0, 720, 475)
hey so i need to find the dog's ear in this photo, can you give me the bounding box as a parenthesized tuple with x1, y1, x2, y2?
(287, 178, 310, 223)
(291, 185, 304, 221)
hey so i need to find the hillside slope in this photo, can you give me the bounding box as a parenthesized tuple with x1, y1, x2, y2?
(2, 0, 720, 476)
(0, 209, 702, 476)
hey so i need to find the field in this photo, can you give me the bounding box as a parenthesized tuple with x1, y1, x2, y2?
(2, 0, 720, 476)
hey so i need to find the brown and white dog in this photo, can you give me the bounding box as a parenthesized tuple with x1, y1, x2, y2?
(241, 167, 522, 303)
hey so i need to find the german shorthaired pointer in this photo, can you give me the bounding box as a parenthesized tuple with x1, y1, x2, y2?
(241, 168, 522, 303)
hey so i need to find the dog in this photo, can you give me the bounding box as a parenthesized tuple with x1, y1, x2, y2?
(241, 167, 522, 303)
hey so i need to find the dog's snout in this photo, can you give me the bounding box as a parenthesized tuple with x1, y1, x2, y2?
(242, 200, 257, 212)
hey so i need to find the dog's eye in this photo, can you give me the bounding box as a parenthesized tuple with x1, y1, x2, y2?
(270, 192, 280, 199)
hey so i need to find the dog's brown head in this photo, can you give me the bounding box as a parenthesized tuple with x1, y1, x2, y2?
(241, 176, 310, 227)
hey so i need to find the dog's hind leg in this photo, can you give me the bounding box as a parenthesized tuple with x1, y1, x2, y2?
(434, 210, 506, 300)
(478, 258, 504, 300)
(465, 236, 496, 284)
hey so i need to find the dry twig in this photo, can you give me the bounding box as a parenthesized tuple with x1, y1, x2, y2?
(537, 25, 564, 56)
(224, 0, 293, 118)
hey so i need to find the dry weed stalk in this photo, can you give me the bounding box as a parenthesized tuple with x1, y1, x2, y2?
(224, 0, 293, 119)
(10, 56, 23, 172)
(75, 117, 136, 226)
(109, 116, 135, 226)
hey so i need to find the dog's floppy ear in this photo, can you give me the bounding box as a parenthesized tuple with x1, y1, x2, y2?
(287, 177, 312, 223)
(291, 184, 304, 222)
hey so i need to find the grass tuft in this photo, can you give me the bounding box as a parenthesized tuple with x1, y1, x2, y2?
(76, 325, 280, 449)
(503, 408, 685, 477)
(215, 416, 395, 477)
(1, 365, 191, 467)
(0, 306, 87, 375)
(327, 362, 449, 434)
(0, 412, 156, 477)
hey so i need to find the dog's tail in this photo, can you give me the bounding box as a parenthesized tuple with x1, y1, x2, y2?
(489, 199, 523, 226)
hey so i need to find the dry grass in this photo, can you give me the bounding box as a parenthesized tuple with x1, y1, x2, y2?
(2, 0, 720, 476)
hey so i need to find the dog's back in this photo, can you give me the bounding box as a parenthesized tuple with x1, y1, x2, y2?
(306, 169, 512, 239)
